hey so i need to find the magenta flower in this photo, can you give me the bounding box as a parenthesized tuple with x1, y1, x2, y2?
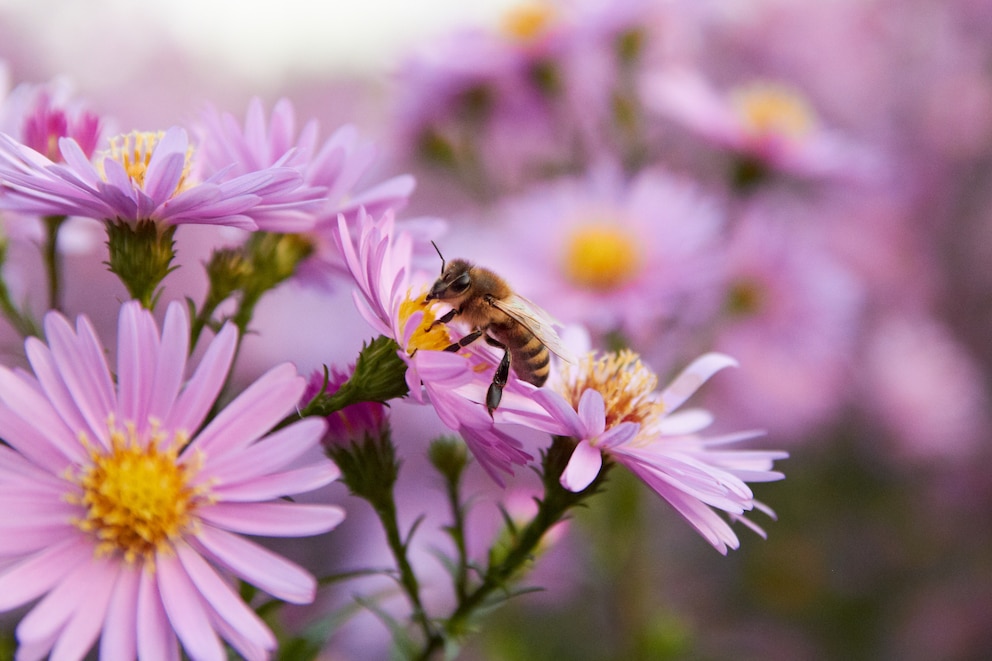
(197, 97, 418, 282)
(0, 301, 344, 660)
(0, 77, 102, 163)
(332, 209, 568, 482)
(0, 125, 314, 230)
(302, 365, 388, 448)
(534, 350, 787, 554)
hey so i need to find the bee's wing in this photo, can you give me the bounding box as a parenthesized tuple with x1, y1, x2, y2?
(491, 294, 575, 363)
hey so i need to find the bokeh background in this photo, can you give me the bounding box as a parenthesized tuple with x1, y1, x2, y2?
(2, 0, 991, 659)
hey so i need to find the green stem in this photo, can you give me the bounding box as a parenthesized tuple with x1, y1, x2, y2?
(42, 215, 67, 311)
(0, 278, 40, 337)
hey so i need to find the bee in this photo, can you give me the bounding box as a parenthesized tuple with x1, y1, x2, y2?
(425, 243, 573, 415)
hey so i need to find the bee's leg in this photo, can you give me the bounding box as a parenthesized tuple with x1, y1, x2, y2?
(430, 307, 460, 329)
(443, 328, 484, 352)
(484, 336, 510, 416)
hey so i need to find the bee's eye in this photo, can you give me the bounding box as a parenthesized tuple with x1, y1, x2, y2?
(450, 272, 471, 294)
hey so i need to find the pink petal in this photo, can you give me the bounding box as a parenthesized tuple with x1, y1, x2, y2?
(147, 302, 191, 424)
(658, 353, 738, 414)
(165, 322, 237, 435)
(192, 363, 303, 458)
(137, 565, 180, 661)
(198, 502, 345, 537)
(116, 300, 161, 429)
(100, 563, 140, 661)
(174, 541, 276, 652)
(193, 526, 316, 604)
(0, 537, 89, 610)
(157, 552, 226, 661)
(202, 417, 328, 487)
(559, 439, 603, 492)
(49, 558, 118, 661)
(577, 389, 606, 437)
(210, 463, 340, 502)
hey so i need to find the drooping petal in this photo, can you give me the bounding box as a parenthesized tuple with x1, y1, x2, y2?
(560, 439, 603, 492)
(137, 564, 180, 661)
(198, 502, 345, 537)
(99, 563, 140, 661)
(658, 353, 738, 413)
(157, 552, 226, 661)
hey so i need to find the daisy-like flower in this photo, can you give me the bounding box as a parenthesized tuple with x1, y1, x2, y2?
(0, 76, 102, 164)
(642, 68, 877, 182)
(0, 125, 314, 230)
(0, 300, 344, 660)
(533, 350, 787, 554)
(332, 209, 567, 482)
(197, 97, 423, 285)
(494, 165, 724, 342)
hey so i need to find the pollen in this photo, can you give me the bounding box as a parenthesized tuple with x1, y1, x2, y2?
(101, 130, 193, 193)
(66, 419, 207, 567)
(501, 1, 557, 41)
(561, 350, 661, 430)
(561, 223, 642, 291)
(400, 289, 455, 354)
(730, 82, 817, 141)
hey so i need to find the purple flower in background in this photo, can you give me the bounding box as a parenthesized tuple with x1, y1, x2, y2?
(493, 165, 725, 341)
(0, 125, 316, 230)
(303, 365, 389, 448)
(0, 301, 344, 660)
(536, 350, 786, 554)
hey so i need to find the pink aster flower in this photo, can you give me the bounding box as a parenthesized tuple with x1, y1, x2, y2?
(0, 300, 344, 660)
(534, 350, 787, 554)
(0, 76, 102, 163)
(642, 67, 877, 181)
(491, 164, 724, 342)
(302, 365, 388, 448)
(332, 208, 567, 482)
(197, 97, 415, 242)
(0, 125, 314, 230)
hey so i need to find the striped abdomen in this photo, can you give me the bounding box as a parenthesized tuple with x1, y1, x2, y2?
(492, 321, 551, 387)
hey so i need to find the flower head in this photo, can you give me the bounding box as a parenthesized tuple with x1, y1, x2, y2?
(0, 124, 315, 230)
(535, 350, 787, 554)
(332, 209, 567, 483)
(0, 301, 344, 659)
(197, 97, 419, 283)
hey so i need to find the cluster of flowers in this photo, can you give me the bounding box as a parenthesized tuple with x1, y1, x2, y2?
(0, 16, 788, 659)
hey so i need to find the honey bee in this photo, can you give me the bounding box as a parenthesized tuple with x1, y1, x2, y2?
(425, 243, 573, 415)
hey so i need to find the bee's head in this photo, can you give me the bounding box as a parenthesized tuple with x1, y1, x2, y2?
(426, 258, 474, 303)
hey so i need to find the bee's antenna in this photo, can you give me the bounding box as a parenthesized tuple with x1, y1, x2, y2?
(431, 240, 446, 272)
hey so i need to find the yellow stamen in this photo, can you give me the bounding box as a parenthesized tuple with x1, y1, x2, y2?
(560, 350, 661, 432)
(399, 289, 455, 354)
(730, 82, 816, 141)
(501, 1, 557, 41)
(561, 222, 642, 291)
(100, 131, 193, 194)
(66, 419, 207, 567)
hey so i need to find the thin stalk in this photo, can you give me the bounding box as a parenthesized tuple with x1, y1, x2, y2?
(42, 215, 67, 311)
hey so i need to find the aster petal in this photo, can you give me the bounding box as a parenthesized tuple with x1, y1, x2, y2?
(157, 552, 226, 661)
(199, 502, 345, 537)
(116, 299, 162, 428)
(211, 463, 340, 502)
(174, 541, 276, 654)
(0, 376, 80, 467)
(560, 439, 603, 492)
(658, 353, 738, 414)
(19, 339, 92, 451)
(192, 363, 304, 457)
(137, 568, 180, 661)
(530, 388, 584, 438)
(48, 558, 118, 661)
(147, 302, 191, 423)
(193, 526, 316, 604)
(166, 322, 237, 435)
(658, 408, 714, 435)
(57, 137, 103, 187)
(203, 417, 328, 487)
(645, 481, 741, 555)
(577, 388, 607, 437)
(143, 128, 189, 203)
(16, 553, 115, 649)
(100, 564, 140, 661)
(0, 537, 89, 610)
(594, 420, 640, 451)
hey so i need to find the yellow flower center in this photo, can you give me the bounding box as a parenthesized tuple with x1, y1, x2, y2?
(399, 289, 454, 354)
(560, 350, 661, 432)
(66, 420, 207, 566)
(501, 1, 557, 41)
(561, 223, 642, 291)
(101, 131, 193, 193)
(730, 82, 816, 141)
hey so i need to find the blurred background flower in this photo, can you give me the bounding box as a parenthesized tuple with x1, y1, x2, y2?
(2, 0, 992, 659)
